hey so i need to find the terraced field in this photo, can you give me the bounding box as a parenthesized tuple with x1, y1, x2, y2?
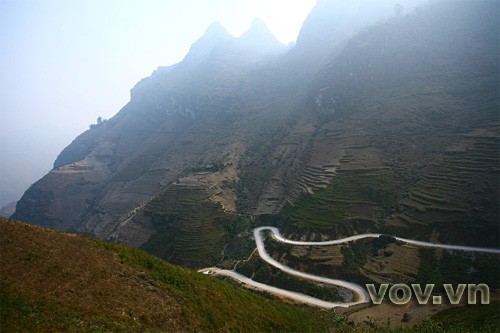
(139, 184, 235, 268)
(270, 122, 499, 287)
(277, 118, 499, 246)
(360, 243, 421, 284)
(390, 129, 499, 246)
(282, 168, 400, 234)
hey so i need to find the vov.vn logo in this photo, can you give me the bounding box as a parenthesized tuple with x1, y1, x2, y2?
(366, 283, 490, 305)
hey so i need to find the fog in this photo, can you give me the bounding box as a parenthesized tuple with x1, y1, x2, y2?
(0, 0, 423, 208)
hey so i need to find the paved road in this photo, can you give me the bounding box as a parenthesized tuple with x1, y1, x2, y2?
(253, 227, 370, 305)
(199, 226, 500, 309)
(260, 226, 500, 254)
(199, 268, 354, 308)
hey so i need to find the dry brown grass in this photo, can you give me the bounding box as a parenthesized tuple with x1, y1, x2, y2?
(1, 218, 347, 332)
(0, 219, 184, 331)
(361, 243, 420, 284)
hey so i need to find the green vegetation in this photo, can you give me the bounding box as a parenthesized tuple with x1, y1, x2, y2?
(341, 243, 368, 274)
(141, 185, 233, 268)
(417, 248, 500, 289)
(191, 156, 226, 172)
(430, 301, 500, 332)
(6, 2, 500, 331)
(236, 254, 343, 303)
(219, 216, 256, 265)
(266, 235, 386, 286)
(417, 249, 443, 286)
(89, 116, 107, 129)
(394, 136, 500, 247)
(93, 239, 339, 332)
(0, 292, 128, 332)
(282, 170, 400, 230)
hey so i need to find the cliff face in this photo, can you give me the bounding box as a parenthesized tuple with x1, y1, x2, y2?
(13, 0, 499, 267)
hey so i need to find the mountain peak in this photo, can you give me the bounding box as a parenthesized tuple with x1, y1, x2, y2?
(181, 21, 234, 65)
(250, 17, 267, 29)
(241, 18, 273, 39)
(238, 18, 285, 52)
(204, 21, 230, 37)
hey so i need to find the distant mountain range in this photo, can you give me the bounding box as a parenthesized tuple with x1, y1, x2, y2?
(12, 0, 499, 274)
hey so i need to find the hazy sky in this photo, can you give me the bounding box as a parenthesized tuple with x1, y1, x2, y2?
(0, 0, 316, 205)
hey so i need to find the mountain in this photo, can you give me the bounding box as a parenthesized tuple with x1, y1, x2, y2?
(180, 21, 235, 66)
(286, 0, 500, 245)
(12, 0, 499, 276)
(0, 201, 16, 218)
(238, 18, 285, 52)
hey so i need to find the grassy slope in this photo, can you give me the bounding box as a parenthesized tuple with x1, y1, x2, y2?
(429, 301, 500, 332)
(0, 218, 340, 332)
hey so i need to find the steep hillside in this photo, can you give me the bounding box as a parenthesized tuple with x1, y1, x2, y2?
(0, 218, 342, 332)
(245, 0, 498, 244)
(11, 0, 387, 266)
(0, 201, 15, 218)
(276, 0, 499, 247)
(12, 0, 499, 272)
(12, 19, 288, 261)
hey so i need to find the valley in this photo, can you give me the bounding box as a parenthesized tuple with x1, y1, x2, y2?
(4, 0, 499, 331)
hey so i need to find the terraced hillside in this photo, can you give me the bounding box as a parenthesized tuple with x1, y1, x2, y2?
(5, 1, 499, 331)
(390, 128, 500, 246)
(280, 125, 499, 247)
(123, 183, 236, 269)
(275, 0, 499, 248)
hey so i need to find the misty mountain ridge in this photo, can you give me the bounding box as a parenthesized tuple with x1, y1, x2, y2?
(12, 0, 499, 275)
(178, 18, 284, 68)
(179, 21, 235, 66)
(124, 17, 286, 124)
(238, 18, 285, 51)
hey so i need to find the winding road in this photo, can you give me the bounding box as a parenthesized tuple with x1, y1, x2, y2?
(200, 226, 500, 309)
(261, 226, 500, 254)
(199, 268, 353, 308)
